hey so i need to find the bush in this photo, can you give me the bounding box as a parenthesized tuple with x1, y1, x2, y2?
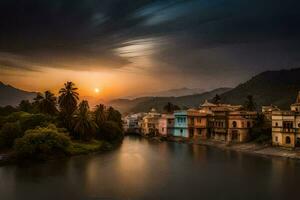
(97, 121, 124, 143)
(3, 112, 56, 132)
(0, 121, 23, 148)
(14, 125, 71, 159)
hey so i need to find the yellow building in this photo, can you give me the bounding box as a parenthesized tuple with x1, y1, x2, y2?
(141, 108, 161, 136)
(272, 92, 300, 148)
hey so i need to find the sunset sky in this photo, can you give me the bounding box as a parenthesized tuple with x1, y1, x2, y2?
(0, 0, 300, 100)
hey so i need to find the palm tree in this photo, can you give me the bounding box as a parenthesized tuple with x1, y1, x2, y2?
(94, 104, 107, 127)
(58, 82, 79, 115)
(33, 91, 57, 115)
(58, 82, 79, 129)
(73, 100, 96, 141)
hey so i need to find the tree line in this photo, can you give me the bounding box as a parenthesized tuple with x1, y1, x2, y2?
(0, 82, 123, 159)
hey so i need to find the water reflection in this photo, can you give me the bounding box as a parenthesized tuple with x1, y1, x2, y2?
(1, 136, 300, 200)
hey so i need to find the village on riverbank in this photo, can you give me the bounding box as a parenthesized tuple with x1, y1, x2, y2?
(123, 92, 300, 159)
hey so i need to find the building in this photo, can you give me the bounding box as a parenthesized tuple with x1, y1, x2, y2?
(227, 111, 258, 142)
(173, 110, 189, 138)
(141, 108, 161, 136)
(173, 108, 212, 139)
(203, 101, 257, 143)
(123, 113, 146, 134)
(262, 105, 280, 125)
(272, 92, 300, 148)
(158, 114, 175, 137)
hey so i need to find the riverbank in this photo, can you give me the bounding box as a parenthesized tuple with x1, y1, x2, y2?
(194, 139, 300, 160)
(154, 136, 300, 160)
(0, 139, 122, 166)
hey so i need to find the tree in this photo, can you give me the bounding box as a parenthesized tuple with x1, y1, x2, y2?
(212, 94, 221, 104)
(163, 102, 180, 113)
(94, 104, 107, 127)
(0, 121, 23, 148)
(58, 82, 79, 129)
(106, 106, 122, 128)
(14, 125, 71, 159)
(34, 91, 58, 115)
(73, 100, 96, 141)
(18, 100, 34, 113)
(97, 121, 123, 143)
(244, 95, 256, 111)
(0, 105, 18, 116)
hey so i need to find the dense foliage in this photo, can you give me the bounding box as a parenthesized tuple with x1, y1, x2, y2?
(0, 82, 124, 161)
(14, 125, 71, 159)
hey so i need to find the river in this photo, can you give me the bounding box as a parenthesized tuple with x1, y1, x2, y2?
(0, 136, 300, 200)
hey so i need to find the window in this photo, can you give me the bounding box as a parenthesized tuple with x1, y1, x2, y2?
(180, 129, 183, 133)
(247, 121, 251, 128)
(275, 136, 278, 142)
(275, 122, 278, 127)
(241, 122, 244, 128)
(232, 121, 237, 128)
(286, 136, 291, 144)
(298, 123, 300, 128)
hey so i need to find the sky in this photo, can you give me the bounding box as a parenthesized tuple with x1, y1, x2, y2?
(0, 0, 300, 100)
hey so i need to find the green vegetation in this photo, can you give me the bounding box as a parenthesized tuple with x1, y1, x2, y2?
(14, 125, 71, 159)
(0, 82, 124, 162)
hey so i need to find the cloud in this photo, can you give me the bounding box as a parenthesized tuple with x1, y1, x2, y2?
(0, 0, 300, 89)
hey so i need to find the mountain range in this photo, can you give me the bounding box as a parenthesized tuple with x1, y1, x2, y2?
(0, 82, 36, 106)
(109, 68, 300, 113)
(124, 87, 206, 99)
(1, 68, 300, 113)
(109, 88, 231, 113)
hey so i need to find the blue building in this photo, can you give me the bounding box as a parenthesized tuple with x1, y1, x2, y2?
(174, 110, 189, 137)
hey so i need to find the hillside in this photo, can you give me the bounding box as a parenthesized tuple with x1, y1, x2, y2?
(126, 87, 205, 98)
(109, 88, 231, 113)
(220, 68, 300, 109)
(0, 82, 36, 106)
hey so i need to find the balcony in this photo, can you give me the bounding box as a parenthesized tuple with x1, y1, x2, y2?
(281, 128, 296, 133)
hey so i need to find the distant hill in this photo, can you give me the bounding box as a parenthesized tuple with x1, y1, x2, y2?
(126, 87, 206, 98)
(0, 82, 36, 106)
(220, 68, 300, 110)
(109, 88, 231, 113)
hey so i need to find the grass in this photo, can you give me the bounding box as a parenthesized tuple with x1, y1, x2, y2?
(67, 140, 112, 155)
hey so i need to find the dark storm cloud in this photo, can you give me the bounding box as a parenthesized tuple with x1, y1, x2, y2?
(0, 0, 300, 85)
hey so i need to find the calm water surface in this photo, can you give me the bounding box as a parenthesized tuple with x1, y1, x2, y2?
(0, 136, 300, 200)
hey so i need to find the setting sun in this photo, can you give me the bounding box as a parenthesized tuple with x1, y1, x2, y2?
(94, 88, 100, 93)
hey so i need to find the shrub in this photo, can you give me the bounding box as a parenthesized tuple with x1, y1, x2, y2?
(14, 125, 71, 159)
(97, 121, 124, 143)
(0, 121, 23, 148)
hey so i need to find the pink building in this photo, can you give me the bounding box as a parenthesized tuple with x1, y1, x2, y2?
(158, 114, 175, 136)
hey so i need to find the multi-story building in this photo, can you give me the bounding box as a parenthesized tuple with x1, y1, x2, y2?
(123, 113, 146, 134)
(227, 111, 258, 142)
(158, 114, 175, 137)
(272, 92, 300, 148)
(173, 110, 189, 138)
(173, 108, 213, 139)
(203, 100, 257, 143)
(141, 108, 161, 136)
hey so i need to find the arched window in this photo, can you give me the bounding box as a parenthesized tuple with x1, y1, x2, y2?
(286, 136, 291, 144)
(232, 121, 237, 128)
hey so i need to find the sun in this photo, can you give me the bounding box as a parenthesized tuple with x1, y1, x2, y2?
(94, 88, 100, 93)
